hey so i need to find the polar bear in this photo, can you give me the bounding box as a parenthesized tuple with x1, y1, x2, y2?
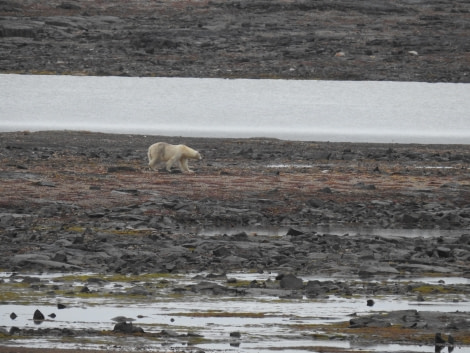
(148, 142, 202, 173)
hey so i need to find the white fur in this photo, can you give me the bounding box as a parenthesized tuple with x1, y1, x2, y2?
(148, 142, 202, 173)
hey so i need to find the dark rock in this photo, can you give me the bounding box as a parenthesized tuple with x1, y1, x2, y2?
(286, 227, 304, 236)
(367, 299, 375, 307)
(436, 247, 451, 258)
(354, 182, 376, 190)
(279, 273, 303, 290)
(113, 322, 144, 334)
(230, 331, 241, 338)
(52, 252, 67, 263)
(35, 181, 56, 187)
(33, 309, 45, 322)
(230, 232, 249, 241)
(57, 2, 81, 10)
(9, 327, 20, 335)
(10, 312, 17, 320)
(57, 303, 66, 309)
(448, 334, 455, 347)
(305, 280, 326, 298)
(21, 276, 41, 283)
(349, 316, 391, 328)
(435, 332, 446, 345)
(213, 246, 232, 257)
(306, 199, 324, 208)
(402, 213, 420, 225)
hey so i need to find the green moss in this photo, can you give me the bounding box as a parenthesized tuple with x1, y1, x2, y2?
(58, 290, 134, 300)
(412, 285, 451, 294)
(63, 225, 86, 233)
(297, 321, 470, 346)
(0, 282, 43, 303)
(57, 272, 179, 283)
(186, 335, 211, 345)
(0, 333, 22, 340)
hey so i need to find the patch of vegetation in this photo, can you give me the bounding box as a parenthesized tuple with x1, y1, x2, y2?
(61, 224, 154, 237)
(294, 321, 470, 346)
(0, 332, 23, 341)
(57, 272, 180, 283)
(62, 225, 86, 233)
(0, 282, 43, 303)
(412, 284, 452, 294)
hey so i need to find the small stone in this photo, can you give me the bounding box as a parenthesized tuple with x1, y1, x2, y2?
(286, 227, 304, 236)
(9, 327, 20, 335)
(279, 273, 303, 290)
(33, 309, 45, 322)
(436, 247, 451, 258)
(35, 181, 56, 187)
(435, 332, 446, 345)
(448, 334, 455, 346)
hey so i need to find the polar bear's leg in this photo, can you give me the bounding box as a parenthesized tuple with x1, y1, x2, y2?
(177, 159, 185, 173)
(180, 158, 193, 173)
(148, 154, 161, 170)
(166, 154, 180, 172)
(148, 150, 158, 170)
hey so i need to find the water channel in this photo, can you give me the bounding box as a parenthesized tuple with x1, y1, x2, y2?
(1, 270, 468, 353)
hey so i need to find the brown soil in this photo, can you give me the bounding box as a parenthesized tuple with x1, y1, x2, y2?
(2, 131, 470, 232)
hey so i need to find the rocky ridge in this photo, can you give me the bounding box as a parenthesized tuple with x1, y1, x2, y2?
(1, 0, 469, 81)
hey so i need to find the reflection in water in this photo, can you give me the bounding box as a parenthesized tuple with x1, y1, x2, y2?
(0, 271, 468, 353)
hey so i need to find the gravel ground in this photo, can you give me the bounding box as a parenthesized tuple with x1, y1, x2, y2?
(1, 0, 469, 81)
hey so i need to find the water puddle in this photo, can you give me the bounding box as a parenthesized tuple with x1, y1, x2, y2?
(1, 271, 468, 352)
(188, 224, 467, 238)
(267, 163, 466, 170)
